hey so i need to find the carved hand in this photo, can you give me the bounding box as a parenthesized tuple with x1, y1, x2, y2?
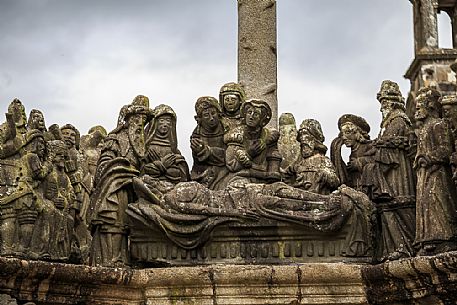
(161, 154, 177, 168)
(191, 138, 205, 153)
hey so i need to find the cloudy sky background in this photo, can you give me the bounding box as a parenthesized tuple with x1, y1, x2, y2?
(0, 0, 454, 163)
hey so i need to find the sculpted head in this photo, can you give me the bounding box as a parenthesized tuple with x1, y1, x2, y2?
(219, 82, 246, 116)
(8, 98, 27, 129)
(60, 124, 80, 150)
(414, 86, 442, 122)
(195, 96, 221, 130)
(377, 80, 405, 121)
(440, 94, 457, 123)
(241, 99, 271, 129)
(28, 109, 46, 131)
(297, 119, 327, 158)
(25, 129, 46, 159)
(338, 114, 370, 148)
(48, 140, 67, 169)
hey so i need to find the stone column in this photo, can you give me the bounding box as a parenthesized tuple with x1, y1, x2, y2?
(419, 0, 439, 49)
(238, 0, 278, 129)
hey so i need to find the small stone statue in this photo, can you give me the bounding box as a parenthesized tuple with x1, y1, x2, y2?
(414, 87, 457, 255)
(362, 80, 416, 261)
(331, 114, 373, 190)
(190, 96, 228, 190)
(89, 100, 153, 267)
(219, 82, 246, 133)
(224, 99, 281, 184)
(278, 113, 300, 170)
(439, 94, 457, 184)
(284, 119, 339, 195)
(0, 99, 28, 159)
(142, 104, 190, 188)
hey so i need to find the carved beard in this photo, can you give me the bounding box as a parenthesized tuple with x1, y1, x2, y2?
(128, 122, 146, 158)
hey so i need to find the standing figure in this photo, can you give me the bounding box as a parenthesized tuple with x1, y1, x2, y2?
(278, 113, 300, 170)
(90, 101, 152, 267)
(440, 94, 457, 184)
(219, 82, 246, 133)
(414, 87, 457, 255)
(224, 99, 281, 185)
(331, 114, 373, 190)
(285, 119, 339, 195)
(362, 80, 416, 261)
(190, 96, 228, 190)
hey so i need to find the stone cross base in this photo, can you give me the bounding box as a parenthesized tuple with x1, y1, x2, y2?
(2, 252, 457, 304)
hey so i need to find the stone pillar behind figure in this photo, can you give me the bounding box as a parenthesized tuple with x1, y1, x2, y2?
(238, 0, 278, 129)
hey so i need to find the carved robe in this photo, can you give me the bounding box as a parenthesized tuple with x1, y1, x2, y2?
(415, 118, 457, 247)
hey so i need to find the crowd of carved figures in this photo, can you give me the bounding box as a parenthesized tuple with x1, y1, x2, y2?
(1, 79, 457, 267)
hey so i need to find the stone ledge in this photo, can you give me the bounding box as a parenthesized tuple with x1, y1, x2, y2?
(0, 257, 367, 305)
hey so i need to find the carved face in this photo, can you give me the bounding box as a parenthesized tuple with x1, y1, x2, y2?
(245, 105, 264, 128)
(31, 136, 46, 159)
(156, 114, 173, 137)
(298, 133, 315, 158)
(442, 104, 457, 124)
(29, 111, 46, 131)
(380, 99, 394, 121)
(61, 128, 76, 149)
(341, 123, 360, 148)
(414, 99, 428, 122)
(200, 106, 220, 130)
(9, 102, 27, 128)
(223, 94, 241, 114)
(128, 114, 147, 157)
(54, 149, 66, 169)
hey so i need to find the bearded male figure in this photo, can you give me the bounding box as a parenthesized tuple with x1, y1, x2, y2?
(414, 87, 457, 255)
(90, 101, 153, 267)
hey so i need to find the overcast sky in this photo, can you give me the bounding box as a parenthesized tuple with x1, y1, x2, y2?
(0, 0, 454, 163)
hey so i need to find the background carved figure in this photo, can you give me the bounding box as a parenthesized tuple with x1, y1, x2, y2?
(414, 87, 457, 255)
(285, 119, 339, 195)
(190, 96, 228, 190)
(362, 80, 416, 261)
(219, 82, 246, 133)
(440, 95, 457, 184)
(278, 113, 300, 170)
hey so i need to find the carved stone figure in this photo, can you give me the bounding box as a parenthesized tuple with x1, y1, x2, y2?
(0, 130, 52, 257)
(414, 87, 457, 255)
(0, 99, 27, 159)
(219, 82, 246, 133)
(331, 114, 373, 190)
(284, 119, 339, 195)
(362, 80, 416, 261)
(278, 113, 300, 170)
(89, 101, 153, 267)
(224, 99, 281, 184)
(440, 94, 457, 184)
(190, 96, 228, 190)
(142, 104, 190, 188)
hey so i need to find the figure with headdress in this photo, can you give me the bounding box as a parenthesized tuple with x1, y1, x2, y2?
(0, 129, 53, 257)
(362, 80, 416, 261)
(219, 82, 246, 133)
(190, 96, 229, 190)
(141, 104, 190, 190)
(331, 114, 374, 190)
(284, 119, 339, 195)
(224, 99, 281, 185)
(89, 97, 153, 267)
(440, 94, 457, 184)
(414, 87, 457, 255)
(278, 113, 300, 170)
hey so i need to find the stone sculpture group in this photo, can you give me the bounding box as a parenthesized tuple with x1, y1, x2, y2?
(0, 80, 456, 267)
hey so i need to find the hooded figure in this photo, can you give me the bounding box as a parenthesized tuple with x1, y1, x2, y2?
(219, 82, 246, 133)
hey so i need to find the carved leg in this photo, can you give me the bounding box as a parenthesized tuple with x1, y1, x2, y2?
(0, 208, 17, 256)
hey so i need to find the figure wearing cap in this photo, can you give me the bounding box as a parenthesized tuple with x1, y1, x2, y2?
(361, 80, 416, 261)
(224, 99, 281, 184)
(90, 97, 153, 267)
(219, 82, 246, 133)
(331, 114, 374, 190)
(190, 96, 229, 190)
(414, 87, 457, 255)
(284, 119, 339, 195)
